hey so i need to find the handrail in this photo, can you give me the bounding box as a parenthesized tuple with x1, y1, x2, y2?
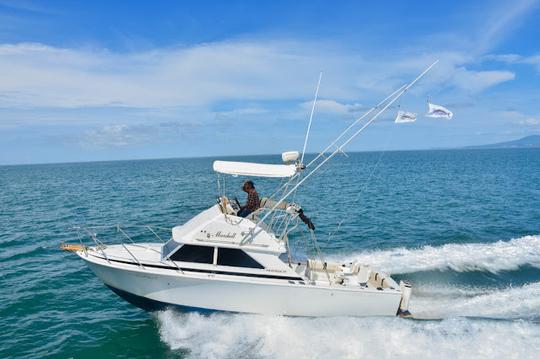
(76, 224, 172, 231)
(165, 252, 184, 274)
(76, 226, 111, 263)
(116, 225, 135, 243)
(249, 207, 293, 242)
(116, 225, 145, 268)
(73, 224, 184, 273)
(146, 225, 165, 243)
(121, 243, 144, 268)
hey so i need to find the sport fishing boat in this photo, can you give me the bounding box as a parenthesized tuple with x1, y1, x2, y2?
(63, 61, 439, 317)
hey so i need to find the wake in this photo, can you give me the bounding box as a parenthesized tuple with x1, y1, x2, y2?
(331, 235, 540, 274)
(410, 282, 540, 320)
(156, 291, 540, 359)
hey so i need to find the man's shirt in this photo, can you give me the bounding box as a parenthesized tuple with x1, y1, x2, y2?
(246, 189, 261, 212)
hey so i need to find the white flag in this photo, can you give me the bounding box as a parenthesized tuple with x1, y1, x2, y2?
(395, 111, 417, 123)
(426, 103, 453, 119)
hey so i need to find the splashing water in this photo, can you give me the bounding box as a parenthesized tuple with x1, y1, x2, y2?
(330, 235, 540, 274)
(411, 282, 540, 319)
(156, 309, 540, 359)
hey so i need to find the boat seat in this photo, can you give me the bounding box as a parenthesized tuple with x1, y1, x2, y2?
(305, 259, 337, 282)
(307, 259, 341, 273)
(369, 271, 391, 289)
(357, 265, 371, 286)
(260, 197, 288, 210)
(248, 197, 289, 221)
(218, 196, 236, 215)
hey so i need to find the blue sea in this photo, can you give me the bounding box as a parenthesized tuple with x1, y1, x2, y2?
(1, 149, 540, 358)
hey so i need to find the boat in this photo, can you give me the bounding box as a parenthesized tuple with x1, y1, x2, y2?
(63, 61, 439, 317)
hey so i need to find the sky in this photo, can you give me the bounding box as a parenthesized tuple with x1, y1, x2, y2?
(0, 0, 539, 165)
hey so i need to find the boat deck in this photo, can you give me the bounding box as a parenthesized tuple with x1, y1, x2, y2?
(89, 243, 164, 265)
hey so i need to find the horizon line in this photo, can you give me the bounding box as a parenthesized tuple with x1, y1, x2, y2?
(1, 146, 534, 167)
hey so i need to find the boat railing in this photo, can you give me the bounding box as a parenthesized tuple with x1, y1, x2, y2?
(252, 207, 300, 242)
(72, 224, 184, 272)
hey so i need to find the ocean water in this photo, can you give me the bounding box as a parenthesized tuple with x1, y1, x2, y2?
(1, 148, 539, 359)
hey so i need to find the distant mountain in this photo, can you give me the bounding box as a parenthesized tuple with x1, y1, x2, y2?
(467, 135, 540, 149)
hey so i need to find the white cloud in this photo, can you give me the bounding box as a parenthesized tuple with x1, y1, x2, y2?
(485, 52, 540, 72)
(522, 55, 540, 70)
(215, 107, 269, 117)
(452, 68, 515, 93)
(522, 117, 540, 125)
(0, 40, 518, 111)
(0, 41, 353, 108)
(475, 0, 540, 53)
(83, 124, 147, 147)
(499, 110, 540, 126)
(82, 121, 199, 147)
(484, 53, 524, 63)
(300, 99, 364, 116)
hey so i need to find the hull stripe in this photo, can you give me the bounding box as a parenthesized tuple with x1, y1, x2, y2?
(90, 254, 304, 282)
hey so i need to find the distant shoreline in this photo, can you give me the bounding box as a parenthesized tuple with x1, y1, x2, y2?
(465, 134, 540, 150)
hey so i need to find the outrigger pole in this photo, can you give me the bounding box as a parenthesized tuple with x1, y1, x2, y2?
(245, 60, 439, 241)
(301, 71, 323, 164)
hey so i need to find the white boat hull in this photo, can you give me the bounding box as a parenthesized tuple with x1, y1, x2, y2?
(81, 253, 403, 317)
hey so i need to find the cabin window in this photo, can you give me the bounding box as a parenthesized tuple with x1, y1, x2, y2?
(170, 244, 214, 264)
(217, 248, 264, 269)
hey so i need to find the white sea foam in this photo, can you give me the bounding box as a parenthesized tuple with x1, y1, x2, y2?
(411, 282, 540, 319)
(157, 309, 540, 359)
(330, 235, 540, 274)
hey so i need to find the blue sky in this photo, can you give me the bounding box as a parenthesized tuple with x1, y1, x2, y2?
(1, 0, 539, 165)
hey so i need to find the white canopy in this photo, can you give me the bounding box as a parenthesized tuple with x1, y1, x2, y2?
(213, 160, 296, 178)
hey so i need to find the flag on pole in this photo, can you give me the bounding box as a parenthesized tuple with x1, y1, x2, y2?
(426, 103, 453, 119)
(395, 111, 417, 123)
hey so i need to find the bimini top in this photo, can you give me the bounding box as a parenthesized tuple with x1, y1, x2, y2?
(213, 160, 297, 178)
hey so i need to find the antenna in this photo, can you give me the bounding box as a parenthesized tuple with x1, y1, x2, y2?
(301, 72, 323, 164)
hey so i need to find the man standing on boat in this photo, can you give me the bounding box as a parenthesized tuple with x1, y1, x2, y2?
(237, 180, 260, 218)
